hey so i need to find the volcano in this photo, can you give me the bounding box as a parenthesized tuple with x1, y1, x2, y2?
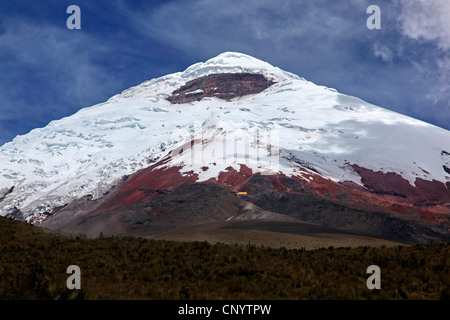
(1, 52, 449, 244)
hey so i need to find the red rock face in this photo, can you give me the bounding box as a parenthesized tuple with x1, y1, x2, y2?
(167, 73, 275, 104)
(96, 160, 448, 222)
(214, 165, 254, 189)
(351, 164, 418, 198)
(43, 155, 449, 243)
(351, 164, 450, 207)
(95, 161, 199, 212)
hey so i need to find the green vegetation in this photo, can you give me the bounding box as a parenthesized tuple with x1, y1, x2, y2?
(0, 216, 448, 300)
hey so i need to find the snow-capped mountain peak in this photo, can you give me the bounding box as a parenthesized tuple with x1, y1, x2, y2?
(180, 51, 297, 82)
(1, 52, 449, 227)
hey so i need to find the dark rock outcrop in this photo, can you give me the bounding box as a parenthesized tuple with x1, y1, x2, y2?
(0, 186, 14, 203)
(443, 165, 450, 175)
(167, 73, 275, 104)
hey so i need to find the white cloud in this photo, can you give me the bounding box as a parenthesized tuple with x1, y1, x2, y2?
(126, 0, 362, 63)
(426, 56, 450, 104)
(373, 43, 394, 62)
(0, 19, 123, 143)
(0, 20, 119, 117)
(398, 0, 450, 50)
(395, 0, 450, 114)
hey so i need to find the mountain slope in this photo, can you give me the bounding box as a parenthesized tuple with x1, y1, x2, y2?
(1, 52, 449, 243)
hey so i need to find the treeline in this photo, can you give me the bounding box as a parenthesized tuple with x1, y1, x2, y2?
(0, 216, 448, 299)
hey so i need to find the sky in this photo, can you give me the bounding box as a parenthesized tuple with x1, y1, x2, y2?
(0, 0, 449, 146)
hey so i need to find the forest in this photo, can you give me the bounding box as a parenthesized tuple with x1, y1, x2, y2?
(0, 216, 448, 300)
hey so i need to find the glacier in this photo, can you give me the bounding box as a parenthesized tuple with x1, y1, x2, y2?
(1, 52, 449, 223)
